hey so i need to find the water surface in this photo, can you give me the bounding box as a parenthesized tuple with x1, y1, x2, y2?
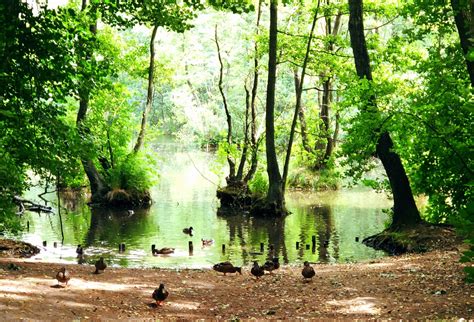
(12, 142, 391, 268)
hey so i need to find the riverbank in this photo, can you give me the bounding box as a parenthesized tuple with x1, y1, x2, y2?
(0, 247, 472, 319)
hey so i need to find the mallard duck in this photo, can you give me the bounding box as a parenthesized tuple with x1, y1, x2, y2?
(152, 283, 169, 306)
(152, 247, 175, 255)
(302, 261, 315, 281)
(250, 261, 265, 280)
(182, 226, 194, 235)
(76, 245, 83, 256)
(212, 261, 242, 275)
(263, 257, 279, 274)
(56, 267, 70, 286)
(201, 238, 214, 246)
(94, 257, 107, 274)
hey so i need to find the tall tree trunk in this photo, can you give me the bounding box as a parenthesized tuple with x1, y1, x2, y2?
(265, 0, 285, 210)
(77, 0, 107, 203)
(244, 0, 263, 183)
(451, 0, 474, 86)
(282, 0, 320, 191)
(348, 0, 421, 228)
(215, 25, 236, 181)
(134, 25, 158, 153)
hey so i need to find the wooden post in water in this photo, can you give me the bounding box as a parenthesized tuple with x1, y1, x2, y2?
(260, 242, 264, 252)
(311, 235, 316, 247)
(43, 241, 47, 247)
(222, 244, 226, 253)
(296, 241, 300, 249)
(355, 237, 359, 242)
(53, 242, 57, 248)
(305, 244, 310, 250)
(27, 221, 29, 231)
(188, 241, 193, 256)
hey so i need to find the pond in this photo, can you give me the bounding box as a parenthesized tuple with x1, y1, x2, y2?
(10, 141, 391, 269)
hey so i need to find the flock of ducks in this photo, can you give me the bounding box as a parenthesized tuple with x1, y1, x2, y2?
(54, 227, 316, 307)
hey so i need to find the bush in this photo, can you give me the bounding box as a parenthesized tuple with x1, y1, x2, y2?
(106, 152, 158, 195)
(287, 167, 340, 191)
(248, 168, 268, 196)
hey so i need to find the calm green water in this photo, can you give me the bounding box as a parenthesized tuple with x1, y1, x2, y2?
(11, 142, 391, 269)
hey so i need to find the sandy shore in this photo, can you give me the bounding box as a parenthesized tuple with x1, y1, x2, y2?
(0, 249, 472, 320)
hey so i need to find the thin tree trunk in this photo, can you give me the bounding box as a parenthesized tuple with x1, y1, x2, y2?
(294, 71, 312, 154)
(316, 7, 341, 169)
(236, 85, 251, 181)
(265, 0, 284, 209)
(244, 0, 263, 184)
(451, 0, 474, 86)
(215, 25, 236, 181)
(134, 25, 158, 153)
(348, 0, 421, 228)
(282, 0, 320, 191)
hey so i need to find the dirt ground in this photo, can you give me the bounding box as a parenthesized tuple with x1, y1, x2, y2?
(0, 247, 473, 320)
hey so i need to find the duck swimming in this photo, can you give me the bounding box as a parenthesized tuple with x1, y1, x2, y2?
(152, 247, 175, 255)
(182, 227, 194, 235)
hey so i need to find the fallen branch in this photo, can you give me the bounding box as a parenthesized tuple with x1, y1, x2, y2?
(13, 196, 53, 214)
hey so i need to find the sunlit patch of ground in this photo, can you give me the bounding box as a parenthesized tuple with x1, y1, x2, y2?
(328, 297, 381, 315)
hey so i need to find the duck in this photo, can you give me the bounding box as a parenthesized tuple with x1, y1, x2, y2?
(201, 238, 214, 246)
(212, 261, 242, 276)
(152, 247, 175, 255)
(182, 226, 193, 235)
(127, 210, 134, 216)
(263, 257, 279, 274)
(94, 257, 107, 274)
(250, 261, 265, 280)
(56, 267, 71, 286)
(152, 283, 169, 306)
(76, 244, 83, 256)
(302, 261, 315, 281)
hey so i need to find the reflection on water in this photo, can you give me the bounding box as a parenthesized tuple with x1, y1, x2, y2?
(11, 141, 391, 268)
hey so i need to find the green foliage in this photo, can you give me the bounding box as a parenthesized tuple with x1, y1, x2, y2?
(248, 167, 268, 196)
(106, 152, 158, 194)
(453, 198, 474, 283)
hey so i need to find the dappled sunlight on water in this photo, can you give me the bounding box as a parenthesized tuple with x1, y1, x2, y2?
(10, 141, 391, 268)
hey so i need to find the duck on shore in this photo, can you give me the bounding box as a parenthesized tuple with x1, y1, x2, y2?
(94, 257, 107, 274)
(56, 267, 70, 286)
(212, 261, 242, 276)
(302, 261, 315, 281)
(250, 261, 265, 280)
(152, 283, 169, 306)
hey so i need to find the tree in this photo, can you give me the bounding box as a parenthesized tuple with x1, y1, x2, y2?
(263, 0, 286, 216)
(347, 0, 421, 228)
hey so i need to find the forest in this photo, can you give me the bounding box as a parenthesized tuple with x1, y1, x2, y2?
(0, 0, 473, 319)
